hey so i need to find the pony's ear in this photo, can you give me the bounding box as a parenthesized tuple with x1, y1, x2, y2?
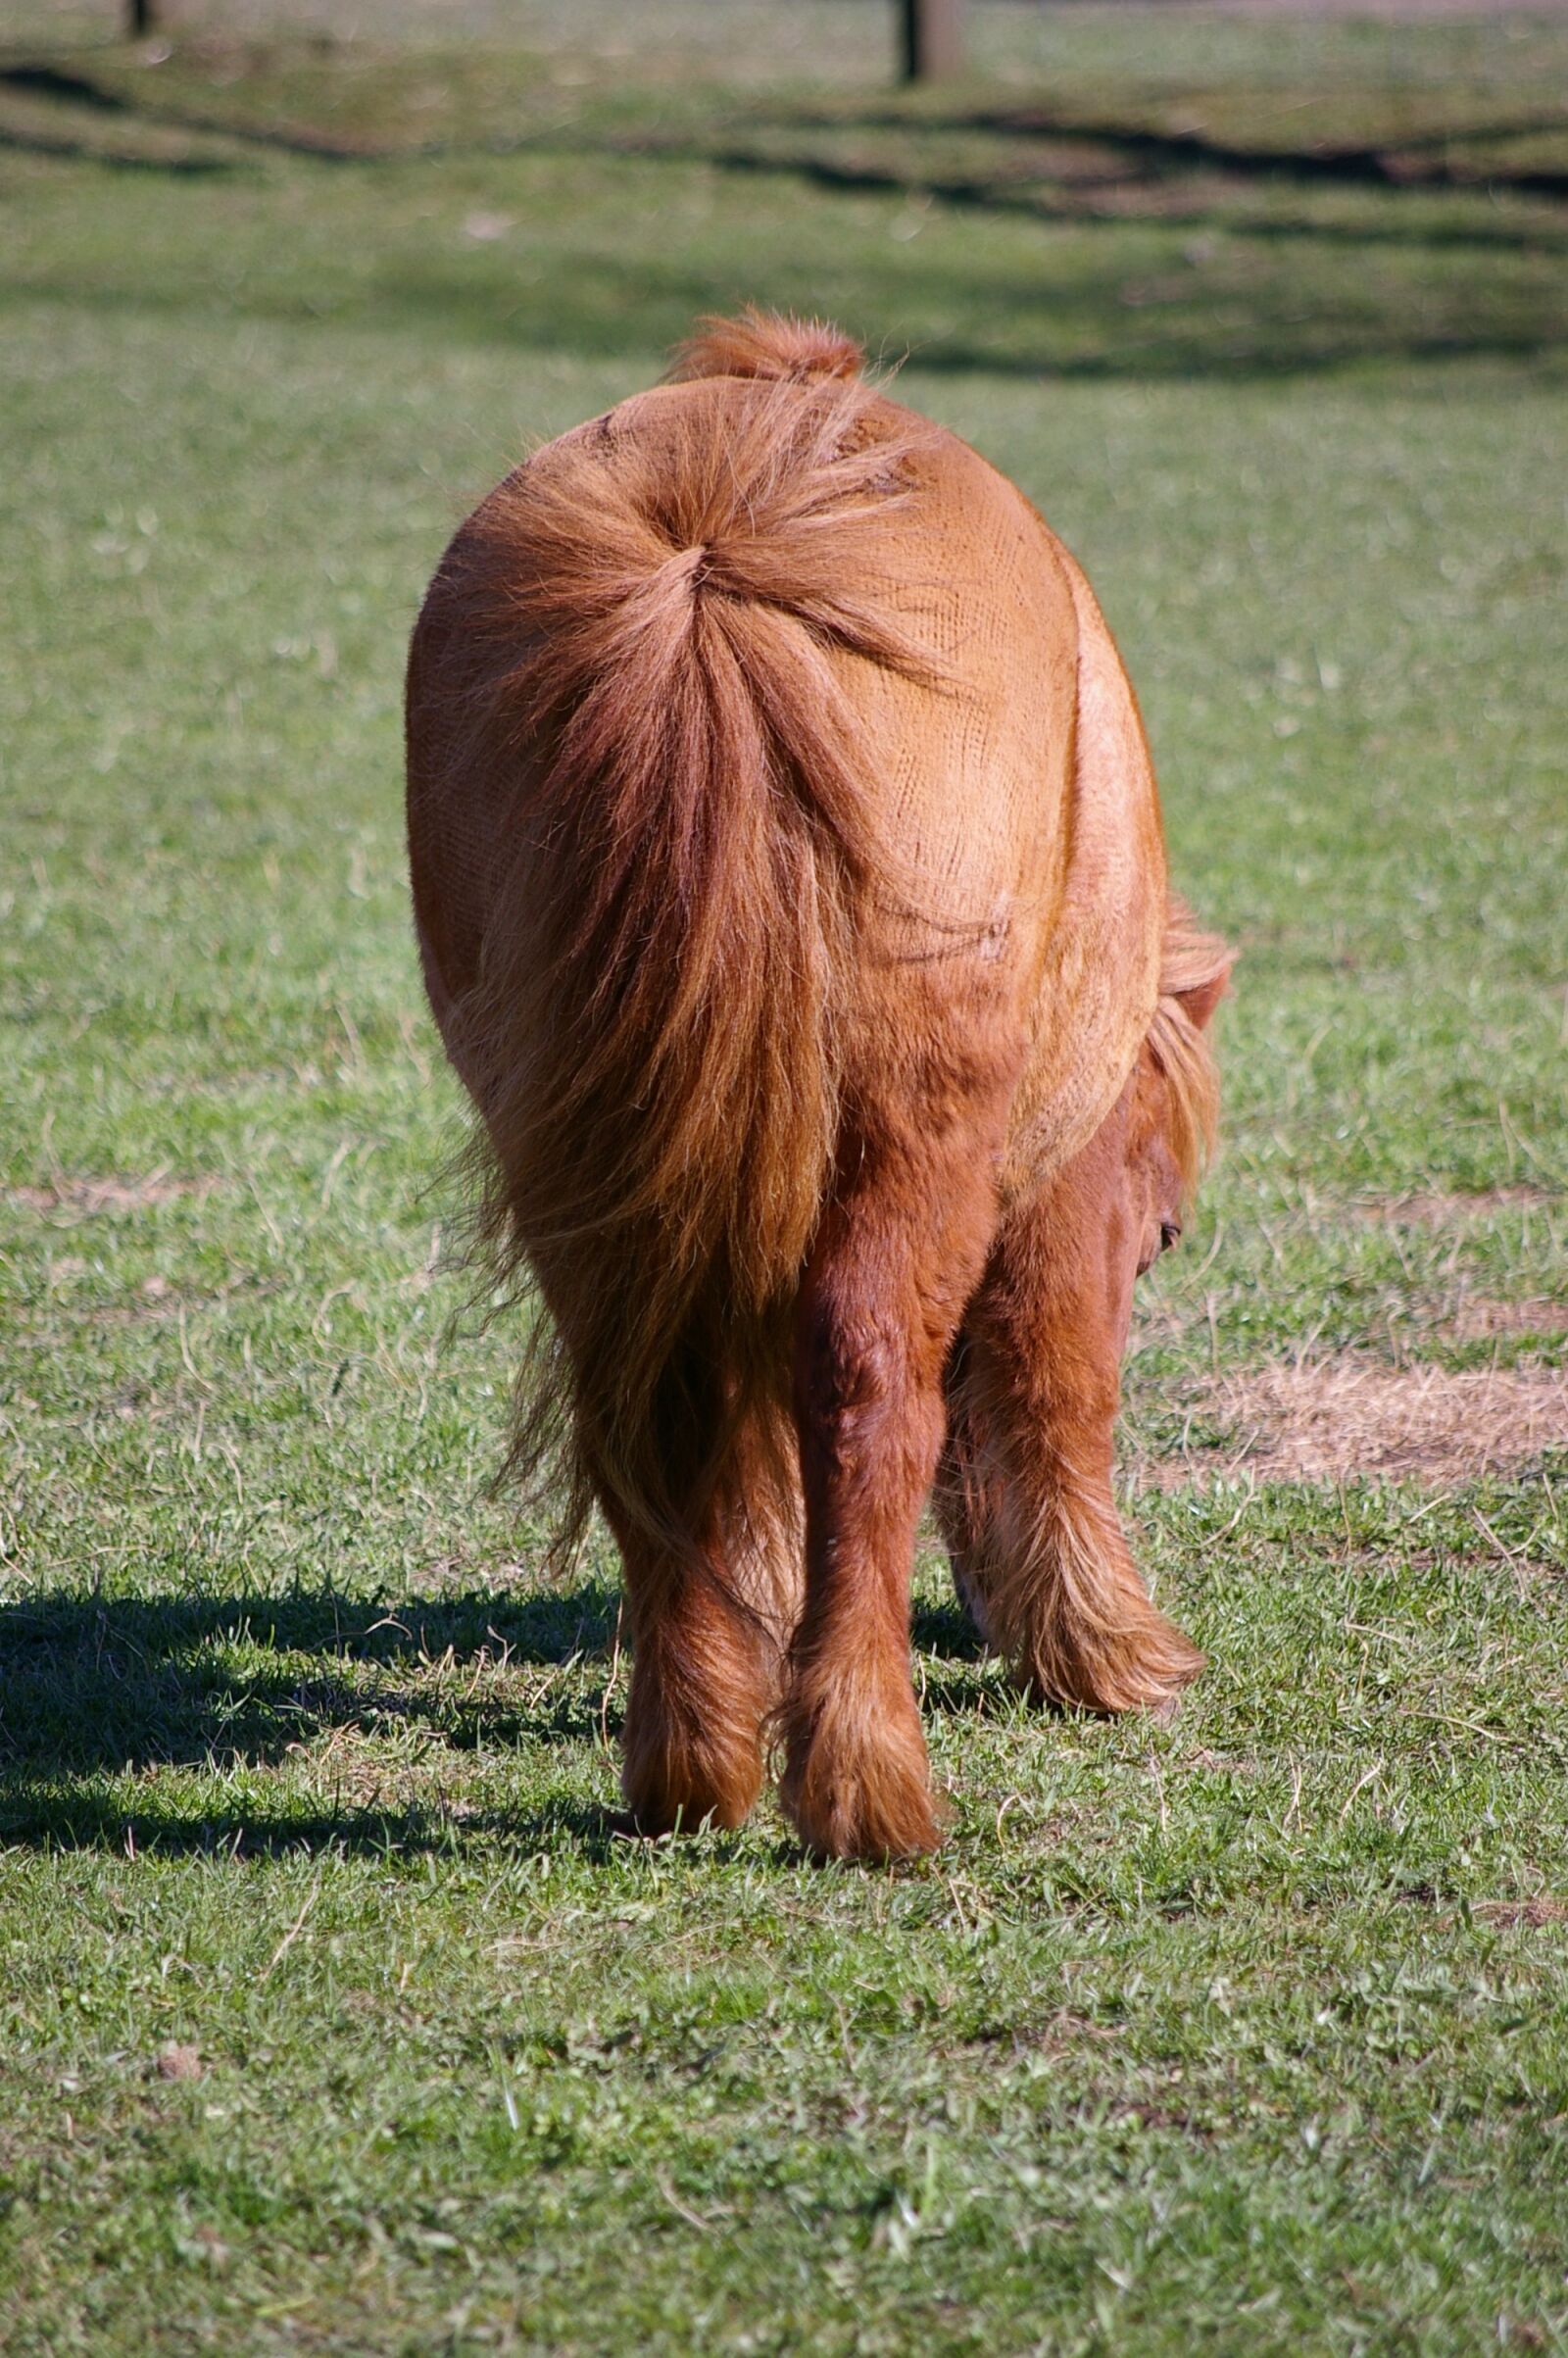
(1175, 954, 1235, 1031)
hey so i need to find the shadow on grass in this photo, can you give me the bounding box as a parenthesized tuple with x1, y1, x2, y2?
(7, 57, 1564, 197)
(0, 130, 232, 172)
(0, 1582, 620, 1768)
(911, 1595, 984, 1662)
(0, 1780, 641, 1860)
(0, 1573, 1003, 1851)
(553, 108, 1568, 263)
(779, 98, 1568, 201)
(2, 61, 135, 112)
(0, 1580, 643, 1853)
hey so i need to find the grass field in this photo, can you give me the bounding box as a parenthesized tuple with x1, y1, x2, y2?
(3, 4, 1567, 2351)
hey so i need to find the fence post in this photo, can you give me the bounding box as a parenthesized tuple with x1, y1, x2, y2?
(901, 0, 966, 82)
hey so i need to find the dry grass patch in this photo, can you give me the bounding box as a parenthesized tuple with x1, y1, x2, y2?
(1446, 1298, 1567, 1344)
(8, 1170, 220, 1217)
(1150, 1357, 1568, 1487)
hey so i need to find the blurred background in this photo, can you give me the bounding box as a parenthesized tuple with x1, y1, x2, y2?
(5, 6, 1568, 2348)
(5, 0, 1564, 377)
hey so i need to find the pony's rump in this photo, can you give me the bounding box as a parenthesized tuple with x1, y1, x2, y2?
(406, 320, 940, 1563)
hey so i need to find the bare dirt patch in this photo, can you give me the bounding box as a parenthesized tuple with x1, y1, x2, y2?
(1359, 1185, 1556, 1230)
(1471, 1898, 1568, 1930)
(1188, 1749, 1260, 1777)
(154, 2041, 204, 2082)
(1150, 1358, 1568, 1487)
(7, 1170, 219, 1218)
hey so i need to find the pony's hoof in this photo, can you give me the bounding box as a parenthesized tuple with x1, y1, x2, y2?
(620, 1740, 762, 1838)
(1016, 1614, 1204, 1719)
(620, 1784, 757, 1838)
(777, 1685, 946, 1862)
(786, 1769, 947, 1864)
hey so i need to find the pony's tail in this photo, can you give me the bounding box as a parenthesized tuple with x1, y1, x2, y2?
(414, 314, 936, 1567)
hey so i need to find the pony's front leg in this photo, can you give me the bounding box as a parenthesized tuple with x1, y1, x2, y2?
(778, 1118, 1002, 1862)
(938, 1185, 1203, 1717)
(614, 1525, 775, 1836)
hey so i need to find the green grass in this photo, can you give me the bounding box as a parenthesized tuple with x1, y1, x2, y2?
(3, 6, 1567, 2351)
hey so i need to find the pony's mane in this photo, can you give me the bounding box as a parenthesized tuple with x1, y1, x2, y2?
(669, 307, 867, 387)
(1146, 899, 1234, 1194)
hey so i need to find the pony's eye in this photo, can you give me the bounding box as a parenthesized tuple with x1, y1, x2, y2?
(1159, 1220, 1182, 1253)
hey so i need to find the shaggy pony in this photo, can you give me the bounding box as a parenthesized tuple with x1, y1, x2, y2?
(406, 309, 1233, 1860)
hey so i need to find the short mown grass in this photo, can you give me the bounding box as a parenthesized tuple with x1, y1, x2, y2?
(2, 6, 1566, 2352)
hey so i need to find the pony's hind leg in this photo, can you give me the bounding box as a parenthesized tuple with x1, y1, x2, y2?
(612, 1416, 798, 1837)
(614, 1522, 776, 1836)
(778, 1106, 1005, 1862)
(937, 1180, 1203, 1717)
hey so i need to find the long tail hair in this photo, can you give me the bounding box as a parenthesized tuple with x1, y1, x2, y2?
(424, 313, 937, 1567)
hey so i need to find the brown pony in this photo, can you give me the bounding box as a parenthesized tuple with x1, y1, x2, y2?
(405, 309, 1233, 1862)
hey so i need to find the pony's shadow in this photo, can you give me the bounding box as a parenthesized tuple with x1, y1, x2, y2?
(0, 1580, 626, 1853)
(0, 1783, 639, 1862)
(911, 1595, 985, 1664)
(0, 1573, 1003, 1854)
